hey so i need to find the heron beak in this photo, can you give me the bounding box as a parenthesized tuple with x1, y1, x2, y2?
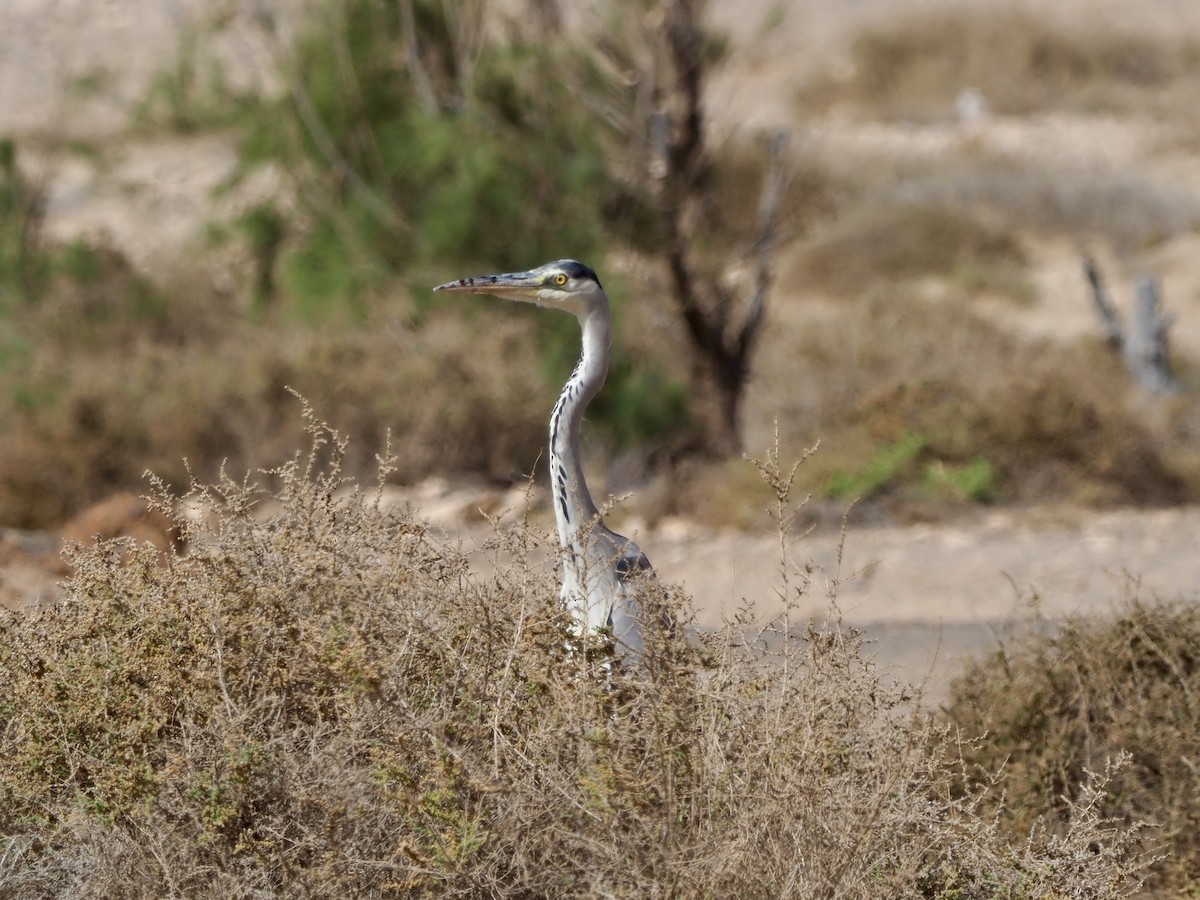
(432, 271, 543, 298)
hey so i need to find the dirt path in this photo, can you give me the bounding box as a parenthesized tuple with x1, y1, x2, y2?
(430, 500, 1199, 700)
(644, 505, 1200, 698)
(361, 478, 1200, 699)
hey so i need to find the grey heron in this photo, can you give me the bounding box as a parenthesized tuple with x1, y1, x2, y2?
(434, 259, 658, 663)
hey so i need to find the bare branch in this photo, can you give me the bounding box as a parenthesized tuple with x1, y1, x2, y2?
(1126, 275, 1177, 395)
(738, 129, 790, 362)
(1083, 258, 1178, 395)
(1083, 256, 1123, 351)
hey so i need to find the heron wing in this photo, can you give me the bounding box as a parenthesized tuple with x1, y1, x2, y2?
(614, 544, 653, 581)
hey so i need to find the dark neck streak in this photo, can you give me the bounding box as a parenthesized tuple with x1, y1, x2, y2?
(548, 303, 609, 550)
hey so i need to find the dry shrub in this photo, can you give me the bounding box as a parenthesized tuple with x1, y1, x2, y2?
(852, 352, 1187, 507)
(791, 161, 1200, 300)
(757, 291, 1191, 509)
(0, 412, 1152, 896)
(944, 592, 1200, 893)
(797, 201, 1027, 298)
(860, 160, 1200, 257)
(804, 9, 1200, 118)
(0, 301, 550, 530)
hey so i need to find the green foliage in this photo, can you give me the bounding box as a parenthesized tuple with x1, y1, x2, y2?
(203, 0, 685, 446)
(234, 202, 285, 309)
(591, 360, 690, 448)
(0, 138, 49, 310)
(135, 23, 249, 132)
(923, 456, 997, 503)
(0, 3, 693, 530)
(827, 432, 927, 499)
(230, 0, 611, 315)
(826, 432, 995, 505)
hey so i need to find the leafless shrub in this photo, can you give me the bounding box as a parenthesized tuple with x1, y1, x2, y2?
(0, 303, 550, 529)
(796, 200, 1027, 299)
(803, 9, 1200, 119)
(0, 410, 1151, 896)
(944, 589, 1200, 893)
(751, 292, 1190, 511)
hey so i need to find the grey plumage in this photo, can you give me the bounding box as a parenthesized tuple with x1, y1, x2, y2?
(434, 259, 658, 662)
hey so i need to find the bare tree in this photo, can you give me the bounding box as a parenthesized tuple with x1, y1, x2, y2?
(1083, 257, 1177, 395)
(647, 0, 789, 456)
(584, 0, 789, 456)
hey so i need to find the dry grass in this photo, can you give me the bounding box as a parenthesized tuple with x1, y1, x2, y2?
(0, 264, 553, 529)
(943, 589, 1200, 894)
(0, 412, 1154, 896)
(803, 9, 1200, 119)
(796, 200, 1028, 299)
(857, 158, 1200, 257)
(792, 148, 1200, 299)
(749, 291, 1194, 514)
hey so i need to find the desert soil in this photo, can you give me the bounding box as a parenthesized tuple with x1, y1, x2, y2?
(3, 0, 1198, 702)
(391, 484, 1200, 701)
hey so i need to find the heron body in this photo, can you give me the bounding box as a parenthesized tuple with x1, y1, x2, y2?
(434, 260, 654, 660)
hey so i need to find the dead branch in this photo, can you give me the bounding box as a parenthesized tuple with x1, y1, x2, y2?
(1083, 256, 1123, 351)
(649, 0, 789, 455)
(1127, 275, 1177, 395)
(1082, 258, 1177, 395)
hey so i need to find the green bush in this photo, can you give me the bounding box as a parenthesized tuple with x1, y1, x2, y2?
(0, 138, 49, 309)
(923, 456, 997, 503)
(826, 431, 927, 500)
(229, 0, 612, 315)
(216, 0, 686, 447)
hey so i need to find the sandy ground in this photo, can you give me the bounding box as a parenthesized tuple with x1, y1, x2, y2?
(3, 0, 1199, 703)
(7, 480, 1195, 702)
(450, 492, 1200, 700)
(648, 505, 1200, 698)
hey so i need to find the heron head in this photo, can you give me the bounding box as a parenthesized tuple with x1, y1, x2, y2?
(433, 259, 605, 314)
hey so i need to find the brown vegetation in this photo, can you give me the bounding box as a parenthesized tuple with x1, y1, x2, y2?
(56, 491, 183, 572)
(796, 201, 1028, 299)
(944, 592, 1200, 893)
(4, 2, 1200, 529)
(802, 8, 1200, 118)
(2, 3, 1199, 893)
(0, 418, 1154, 896)
(748, 291, 1196, 515)
(0, 291, 553, 531)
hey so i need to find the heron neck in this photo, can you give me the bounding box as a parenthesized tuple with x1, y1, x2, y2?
(549, 302, 609, 547)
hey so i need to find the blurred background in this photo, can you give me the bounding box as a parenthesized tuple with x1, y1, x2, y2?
(3, 0, 1200, 562)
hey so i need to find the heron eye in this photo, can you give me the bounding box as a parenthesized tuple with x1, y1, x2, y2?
(552, 274, 568, 286)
